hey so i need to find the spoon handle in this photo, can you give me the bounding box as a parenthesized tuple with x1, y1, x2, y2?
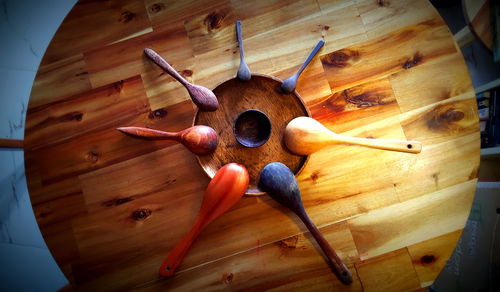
(236, 21, 245, 61)
(332, 134, 422, 153)
(159, 219, 204, 277)
(144, 48, 189, 86)
(117, 127, 178, 140)
(296, 40, 324, 76)
(295, 209, 353, 284)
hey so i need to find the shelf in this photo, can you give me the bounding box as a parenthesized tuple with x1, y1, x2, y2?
(481, 146, 500, 158)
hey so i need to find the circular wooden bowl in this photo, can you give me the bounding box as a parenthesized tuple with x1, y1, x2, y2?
(194, 73, 310, 195)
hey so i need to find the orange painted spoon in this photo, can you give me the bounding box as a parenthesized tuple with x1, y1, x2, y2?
(159, 163, 249, 277)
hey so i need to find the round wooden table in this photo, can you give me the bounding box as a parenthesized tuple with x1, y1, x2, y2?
(25, 0, 480, 290)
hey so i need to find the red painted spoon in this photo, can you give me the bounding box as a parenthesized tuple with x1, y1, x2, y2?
(159, 163, 249, 277)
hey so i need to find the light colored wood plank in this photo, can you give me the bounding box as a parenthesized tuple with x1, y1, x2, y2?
(393, 132, 480, 201)
(399, 94, 479, 141)
(43, 0, 152, 64)
(193, 4, 366, 90)
(407, 230, 463, 287)
(355, 0, 439, 39)
(348, 180, 476, 260)
(29, 54, 92, 109)
(355, 248, 421, 292)
(390, 52, 473, 113)
(184, 0, 322, 55)
(320, 17, 457, 94)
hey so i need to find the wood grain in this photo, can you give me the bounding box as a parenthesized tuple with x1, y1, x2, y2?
(195, 74, 309, 194)
(24, 1, 479, 290)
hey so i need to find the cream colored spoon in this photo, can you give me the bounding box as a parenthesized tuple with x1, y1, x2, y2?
(284, 117, 422, 155)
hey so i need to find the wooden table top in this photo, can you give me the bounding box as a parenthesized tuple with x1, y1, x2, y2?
(25, 0, 480, 290)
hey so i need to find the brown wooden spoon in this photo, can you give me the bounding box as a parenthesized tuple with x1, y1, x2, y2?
(144, 48, 219, 111)
(117, 125, 218, 155)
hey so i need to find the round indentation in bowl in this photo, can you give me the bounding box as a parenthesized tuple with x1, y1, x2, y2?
(234, 109, 271, 148)
(193, 73, 310, 195)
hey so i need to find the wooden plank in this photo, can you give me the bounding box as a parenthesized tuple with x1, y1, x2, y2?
(141, 58, 196, 111)
(31, 100, 195, 184)
(309, 77, 401, 134)
(144, 0, 231, 30)
(25, 76, 150, 150)
(390, 52, 473, 113)
(129, 221, 359, 291)
(399, 94, 479, 141)
(182, 0, 325, 55)
(194, 4, 366, 90)
(29, 54, 92, 109)
(274, 57, 332, 105)
(393, 132, 480, 202)
(42, 0, 152, 64)
(355, 248, 421, 292)
(407, 230, 463, 287)
(0, 138, 23, 148)
(83, 23, 193, 89)
(355, 0, 439, 39)
(348, 180, 476, 260)
(320, 17, 457, 94)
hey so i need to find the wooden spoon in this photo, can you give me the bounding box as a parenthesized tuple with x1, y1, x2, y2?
(144, 48, 219, 111)
(258, 162, 352, 285)
(117, 125, 218, 155)
(236, 20, 251, 81)
(284, 117, 422, 155)
(159, 163, 249, 277)
(281, 40, 324, 93)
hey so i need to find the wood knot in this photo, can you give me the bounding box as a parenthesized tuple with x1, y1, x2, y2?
(113, 80, 124, 92)
(222, 272, 234, 284)
(420, 254, 436, 265)
(75, 71, 88, 77)
(119, 11, 135, 23)
(278, 235, 299, 248)
(402, 52, 423, 69)
(204, 11, 225, 31)
(86, 151, 99, 163)
(181, 69, 193, 77)
(427, 105, 465, 131)
(148, 108, 168, 120)
(344, 90, 382, 108)
(68, 111, 83, 121)
(310, 171, 320, 184)
(132, 208, 152, 220)
(103, 197, 133, 207)
(149, 3, 165, 13)
(322, 49, 359, 68)
(377, 0, 390, 7)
